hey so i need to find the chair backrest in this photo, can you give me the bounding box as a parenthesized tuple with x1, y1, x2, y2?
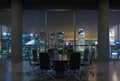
(67, 48, 73, 54)
(32, 49, 38, 61)
(48, 49, 55, 59)
(69, 52, 81, 70)
(83, 48, 89, 61)
(39, 52, 51, 70)
(67, 48, 73, 58)
(88, 52, 94, 66)
(53, 60, 68, 71)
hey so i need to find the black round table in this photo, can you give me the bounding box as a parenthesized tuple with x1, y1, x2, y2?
(51, 59, 69, 78)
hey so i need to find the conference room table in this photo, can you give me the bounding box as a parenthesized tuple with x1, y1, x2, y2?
(50, 54, 69, 78)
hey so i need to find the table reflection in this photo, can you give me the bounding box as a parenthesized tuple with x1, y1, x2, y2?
(50, 54, 69, 78)
(51, 54, 69, 61)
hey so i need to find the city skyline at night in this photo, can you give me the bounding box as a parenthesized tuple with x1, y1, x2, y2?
(0, 10, 120, 40)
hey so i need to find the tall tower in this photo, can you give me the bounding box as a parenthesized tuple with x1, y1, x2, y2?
(78, 28, 85, 51)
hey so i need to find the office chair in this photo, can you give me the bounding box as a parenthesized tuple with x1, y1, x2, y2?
(32, 49, 39, 62)
(52, 60, 69, 78)
(48, 48, 55, 59)
(85, 53, 94, 76)
(26, 49, 40, 77)
(65, 52, 81, 81)
(67, 48, 73, 58)
(80, 48, 94, 76)
(38, 52, 55, 80)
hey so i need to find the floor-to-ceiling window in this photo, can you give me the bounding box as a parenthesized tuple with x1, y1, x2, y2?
(0, 10, 99, 60)
(22, 10, 98, 60)
(22, 10, 45, 59)
(0, 10, 11, 60)
(47, 10, 74, 55)
(109, 10, 120, 60)
(75, 10, 98, 59)
(1, 9, 120, 60)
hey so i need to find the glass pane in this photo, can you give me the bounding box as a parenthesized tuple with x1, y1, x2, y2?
(47, 10, 74, 54)
(23, 10, 45, 59)
(75, 10, 98, 59)
(0, 10, 11, 59)
(109, 11, 120, 59)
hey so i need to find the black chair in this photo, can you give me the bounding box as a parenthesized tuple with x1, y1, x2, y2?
(32, 49, 39, 62)
(80, 48, 94, 76)
(48, 49, 55, 59)
(52, 60, 68, 78)
(84, 52, 94, 76)
(83, 47, 89, 61)
(39, 52, 55, 80)
(66, 52, 81, 81)
(29, 49, 39, 66)
(67, 48, 73, 58)
(26, 49, 40, 77)
(80, 47, 89, 67)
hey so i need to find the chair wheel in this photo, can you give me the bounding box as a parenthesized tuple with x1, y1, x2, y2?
(92, 73, 94, 76)
(89, 72, 94, 76)
(26, 72, 30, 76)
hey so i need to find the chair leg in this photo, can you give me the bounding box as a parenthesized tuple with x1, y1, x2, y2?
(47, 74, 55, 80)
(37, 72, 55, 80)
(66, 74, 81, 81)
(73, 75, 81, 81)
(66, 75, 72, 81)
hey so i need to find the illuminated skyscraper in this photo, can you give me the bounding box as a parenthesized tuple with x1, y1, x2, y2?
(78, 28, 85, 51)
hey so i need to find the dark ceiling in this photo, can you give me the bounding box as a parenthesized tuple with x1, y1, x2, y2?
(0, 0, 120, 10)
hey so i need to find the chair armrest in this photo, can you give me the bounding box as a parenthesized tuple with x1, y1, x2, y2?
(50, 63, 55, 70)
(64, 62, 68, 70)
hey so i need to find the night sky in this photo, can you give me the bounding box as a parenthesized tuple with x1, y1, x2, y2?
(0, 10, 120, 40)
(22, 10, 98, 40)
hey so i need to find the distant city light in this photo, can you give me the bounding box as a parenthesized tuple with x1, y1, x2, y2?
(29, 33, 34, 36)
(112, 52, 118, 56)
(95, 41, 98, 45)
(25, 39, 35, 45)
(3, 32, 7, 36)
(78, 28, 83, 30)
(7, 32, 10, 35)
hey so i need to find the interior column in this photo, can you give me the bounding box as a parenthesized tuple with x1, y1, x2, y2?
(11, 0, 23, 81)
(97, 0, 109, 62)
